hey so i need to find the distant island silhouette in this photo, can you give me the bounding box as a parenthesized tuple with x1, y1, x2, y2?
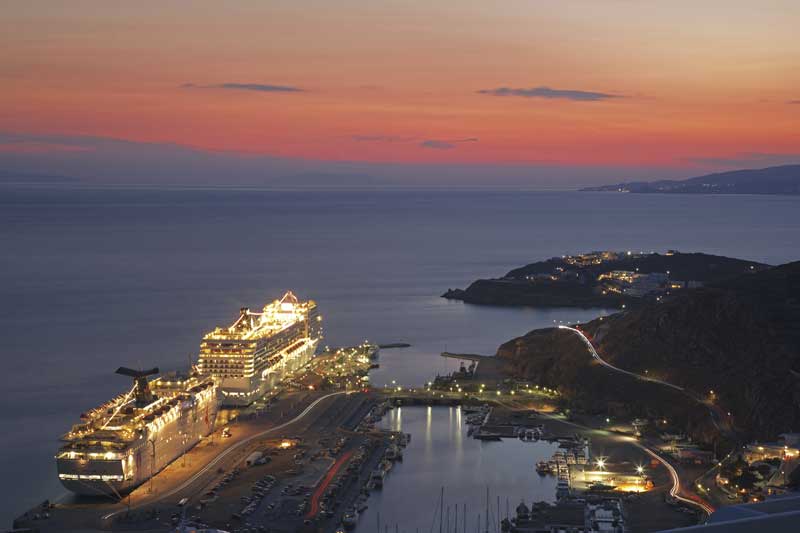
(583, 164, 800, 195)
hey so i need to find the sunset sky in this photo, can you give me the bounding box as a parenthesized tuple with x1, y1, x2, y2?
(2, 0, 799, 186)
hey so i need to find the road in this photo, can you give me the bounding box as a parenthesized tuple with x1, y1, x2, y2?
(557, 325, 734, 434)
(305, 450, 353, 519)
(557, 325, 685, 393)
(520, 400, 716, 516)
(634, 440, 715, 515)
(102, 391, 349, 522)
(556, 325, 717, 515)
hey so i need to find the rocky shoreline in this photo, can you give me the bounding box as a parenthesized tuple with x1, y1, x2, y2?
(442, 279, 629, 308)
(443, 251, 767, 309)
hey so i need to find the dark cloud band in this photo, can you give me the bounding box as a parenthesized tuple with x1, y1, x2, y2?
(182, 83, 303, 93)
(478, 86, 619, 101)
(420, 138, 478, 150)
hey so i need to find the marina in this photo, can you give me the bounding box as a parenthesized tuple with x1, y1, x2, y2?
(16, 327, 700, 533)
(353, 405, 558, 533)
(4, 183, 798, 531)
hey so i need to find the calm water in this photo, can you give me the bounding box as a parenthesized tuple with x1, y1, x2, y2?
(1, 186, 799, 524)
(354, 406, 558, 533)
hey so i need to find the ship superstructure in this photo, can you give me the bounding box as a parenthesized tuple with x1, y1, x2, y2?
(56, 367, 218, 496)
(198, 291, 322, 406)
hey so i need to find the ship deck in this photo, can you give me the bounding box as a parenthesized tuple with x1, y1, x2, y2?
(15, 389, 361, 532)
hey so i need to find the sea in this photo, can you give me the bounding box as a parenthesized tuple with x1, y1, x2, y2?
(1, 185, 798, 525)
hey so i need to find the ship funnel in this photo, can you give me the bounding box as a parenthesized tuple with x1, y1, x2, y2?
(116, 367, 159, 407)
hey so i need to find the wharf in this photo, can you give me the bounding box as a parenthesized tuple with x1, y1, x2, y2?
(12, 391, 378, 533)
(383, 394, 468, 407)
(440, 351, 491, 361)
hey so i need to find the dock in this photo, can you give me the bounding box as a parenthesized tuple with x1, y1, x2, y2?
(440, 351, 492, 361)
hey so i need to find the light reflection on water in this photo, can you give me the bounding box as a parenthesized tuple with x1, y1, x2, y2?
(355, 406, 557, 533)
(4, 189, 797, 522)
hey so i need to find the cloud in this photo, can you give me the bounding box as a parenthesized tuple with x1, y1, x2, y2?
(182, 83, 303, 93)
(420, 140, 455, 150)
(352, 135, 415, 143)
(788, 100, 800, 105)
(420, 138, 478, 150)
(352, 135, 478, 150)
(477, 86, 620, 101)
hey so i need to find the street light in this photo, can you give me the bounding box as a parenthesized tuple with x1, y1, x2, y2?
(595, 458, 606, 470)
(636, 465, 644, 475)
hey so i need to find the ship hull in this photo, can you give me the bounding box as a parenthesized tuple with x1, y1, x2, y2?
(57, 389, 218, 496)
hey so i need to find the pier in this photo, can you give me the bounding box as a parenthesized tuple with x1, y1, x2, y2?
(440, 351, 492, 362)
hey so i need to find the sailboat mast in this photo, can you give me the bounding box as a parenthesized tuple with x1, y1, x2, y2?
(485, 487, 489, 533)
(439, 486, 444, 533)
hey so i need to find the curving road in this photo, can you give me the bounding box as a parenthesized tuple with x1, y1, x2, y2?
(557, 325, 685, 392)
(557, 325, 733, 434)
(633, 440, 715, 514)
(102, 391, 349, 521)
(557, 325, 717, 515)
(497, 394, 715, 516)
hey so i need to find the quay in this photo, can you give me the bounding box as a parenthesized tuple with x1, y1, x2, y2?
(12, 342, 704, 533)
(11, 343, 405, 533)
(440, 351, 491, 362)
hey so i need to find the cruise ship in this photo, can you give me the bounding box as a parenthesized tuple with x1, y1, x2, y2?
(198, 291, 322, 406)
(56, 367, 218, 496)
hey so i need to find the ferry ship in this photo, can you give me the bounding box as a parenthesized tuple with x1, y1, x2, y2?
(57, 367, 218, 496)
(198, 291, 322, 406)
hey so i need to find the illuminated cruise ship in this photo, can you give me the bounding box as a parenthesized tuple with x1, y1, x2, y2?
(198, 291, 322, 406)
(56, 367, 218, 496)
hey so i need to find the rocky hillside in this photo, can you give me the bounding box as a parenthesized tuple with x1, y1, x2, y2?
(444, 252, 767, 308)
(496, 261, 800, 442)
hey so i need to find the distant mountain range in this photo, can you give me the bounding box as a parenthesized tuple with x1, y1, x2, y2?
(582, 164, 800, 195)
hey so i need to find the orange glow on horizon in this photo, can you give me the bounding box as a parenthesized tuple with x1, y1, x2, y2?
(1, 1, 799, 170)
